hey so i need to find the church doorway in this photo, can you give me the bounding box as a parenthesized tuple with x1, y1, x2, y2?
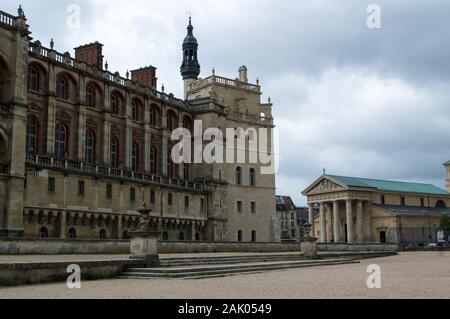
(379, 231, 387, 243)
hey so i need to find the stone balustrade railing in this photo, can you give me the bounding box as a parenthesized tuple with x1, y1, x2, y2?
(228, 111, 273, 126)
(26, 153, 206, 192)
(189, 75, 260, 92)
(0, 11, 14, 27)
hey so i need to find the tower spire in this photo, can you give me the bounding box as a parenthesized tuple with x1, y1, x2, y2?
(181, 16, 201, 99)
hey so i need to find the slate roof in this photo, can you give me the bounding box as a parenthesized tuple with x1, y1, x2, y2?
(376, 205, 450, 217)
(326, 175, 449, 196)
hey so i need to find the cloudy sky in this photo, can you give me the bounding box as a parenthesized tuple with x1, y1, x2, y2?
(5, 0, 450, 205)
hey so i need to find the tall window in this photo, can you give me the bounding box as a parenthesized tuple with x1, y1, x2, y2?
(110, 137, 119, 167)
(39, 227, 49, 238)
(150, 146, 157, 175)
(249, 168, 256, 186)
(167, 111, 177, 131)
(56, 77, 67, 100)
(85, 130, 95, 163)
(237, 230, 243, 242)
(150, 105, 158, 126)
(86, 85, 95, 107)
(111, 94, 119, 115)
(27, 66, 38, 91)
(167, 150, 175, 178)
(131, 142, 139, 171)
(54, 123, 67, 158)
(131, 99, 139, 121)
(26, 116, 38, 154)
(252, 231, 257, 242)
(236, 167, 242, 185)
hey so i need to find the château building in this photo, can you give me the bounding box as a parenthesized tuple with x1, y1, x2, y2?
(0, 7, 277, 242)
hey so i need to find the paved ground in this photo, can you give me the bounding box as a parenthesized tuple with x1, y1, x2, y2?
(0, 252, 449, 299)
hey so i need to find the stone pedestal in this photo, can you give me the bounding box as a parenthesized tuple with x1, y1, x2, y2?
(128, 204, 160, 266)
(300, 237, 318, 258)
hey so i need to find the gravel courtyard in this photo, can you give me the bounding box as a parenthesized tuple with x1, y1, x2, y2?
(0, 252, 449, 299)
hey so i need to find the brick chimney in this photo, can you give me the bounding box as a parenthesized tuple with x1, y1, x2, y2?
(130, 66, 157, 89)
(74, 41, 104, 69)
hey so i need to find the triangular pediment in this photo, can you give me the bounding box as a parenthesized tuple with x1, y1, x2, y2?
(302, 176, 347, 195)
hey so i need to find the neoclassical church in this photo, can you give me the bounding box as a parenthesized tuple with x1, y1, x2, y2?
(0, 7, 277, 242)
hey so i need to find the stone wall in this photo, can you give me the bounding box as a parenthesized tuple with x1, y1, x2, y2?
(0, 238, 301, 255)
(317, 243, 399, 252)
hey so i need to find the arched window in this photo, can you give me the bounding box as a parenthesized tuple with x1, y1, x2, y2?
(68, 228, 77, 240)
(122, 231, 129, 240)
(56, 77, 67, 100)
(39, 227, 49, 238)
(167, 111, 177, 131)
(85, 130, 95, 163)
(252, 230, 257, 242)
(54, 123, 67, 159)
(131, 99, 139, 121)
(195, 233, 200, 241)
(150, 105, 159, 126)
(26, 116, 38, 154)
(249, 168, 256, 186)
(236, 167, 242, 185)
(27, 66, 39, 91)
(179, 232, 185, 241)
(237, 230, 243, 242)
(110, 136, 119, 167)
(111, 94, 119, 115)
(131, 142, 139, 171)
(162, 232, 169, 241)
(167, 150, 176, 178)
(86, 85, 95, 107)
(436, 200, 446, 209)
(99, 229, 107, 239)
(150, 145, 157, 175)
(183, 116, 193, 132)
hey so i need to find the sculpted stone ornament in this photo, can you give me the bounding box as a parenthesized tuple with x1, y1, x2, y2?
(312, 179, 341, 193)
(300, 223, 318, 258)
(128, 203, 160, 266)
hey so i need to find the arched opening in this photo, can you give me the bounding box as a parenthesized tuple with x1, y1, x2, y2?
(26, 115, 38, 154)
(131, 142, 139, 171)
(183, 115, 193, 132)
(99, 229, 107, 239)
(251, 230, 257, 242)
(150, 104, 160, 127)
(436, 200, 446, 209)
(150, 145, 157, 175)
(179, 232, 185, 241)
(85, 129, 95, 163)
(166, 110, 178, 131)
(195, 233, 200, 241)
(237, 230, 243, 242)
(110, 93, 120, 116)
(110, 136, 119, 168)
(236, 167, 242, 185)
(162, 231, 169, 241)
(68, 228, 77, 240)
(122, 231, 129, 240)
(54, 123, 67, 158)
(86, 84, 96, 107)
(27, 65, 39, 91)
(249, 168, 256, 186)
(39, 227, 49, 238)
(56, 76, 68, 100)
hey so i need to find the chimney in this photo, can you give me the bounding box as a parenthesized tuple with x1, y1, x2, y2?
(239, 66, 248, 83)
(74, 42, 104, 70)
(131, 66, 157, 89)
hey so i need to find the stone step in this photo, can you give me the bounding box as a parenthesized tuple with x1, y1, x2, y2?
(159, 255, 306, 267)
(120, 259, 360, 279)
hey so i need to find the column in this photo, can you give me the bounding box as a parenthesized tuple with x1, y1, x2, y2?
(319, 203, 327, 243)
(59, 212, 67, 239)
(346, 200, 354, 244)
(357, 200, 364, 243)
(308, 204, 315, 237)
(103, 119, 111, 164)
(326, 204, 333, 243)
(77, 108, 86, 161)
(333, 201, 340, 243)
(365, 202, 372, 242)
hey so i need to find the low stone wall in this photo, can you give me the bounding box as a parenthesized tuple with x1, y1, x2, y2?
(0, 238, 302, 255)
(317, 243, 399, 252)
(0, 238, 130, 255)
(0, 259, 150, 286)
(158, 242, 301, 254)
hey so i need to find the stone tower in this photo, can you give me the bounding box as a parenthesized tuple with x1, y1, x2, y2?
(180, 17, 200, 99)
(445, 161, 450, 192)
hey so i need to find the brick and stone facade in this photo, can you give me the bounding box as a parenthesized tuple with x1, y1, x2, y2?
(0, 7, 277, 242)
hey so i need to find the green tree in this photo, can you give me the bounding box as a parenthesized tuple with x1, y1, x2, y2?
(439, 215, 450, 241)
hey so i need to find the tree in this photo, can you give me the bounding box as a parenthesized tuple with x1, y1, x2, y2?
(439, 215, 450, 241)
